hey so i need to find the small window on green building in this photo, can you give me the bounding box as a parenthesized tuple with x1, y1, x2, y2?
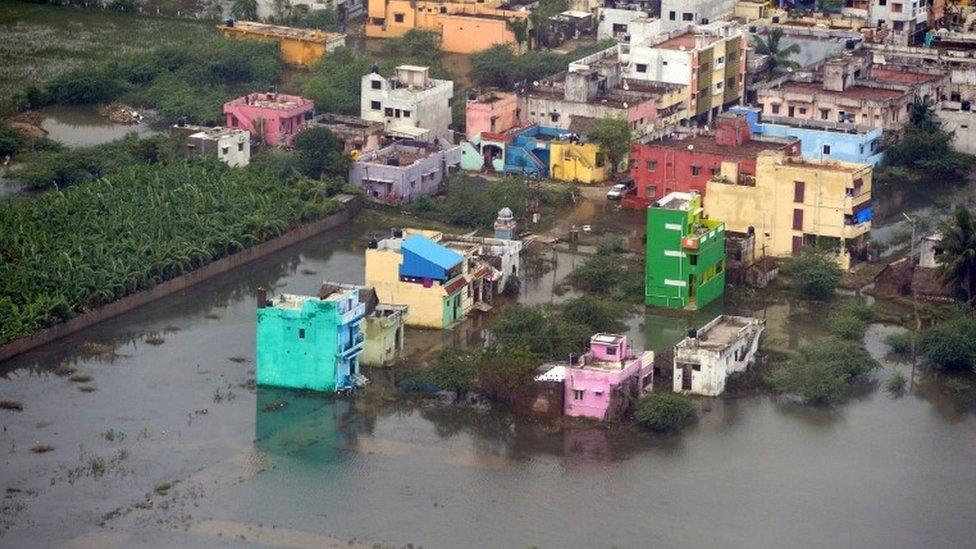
(299, 328, 306, 339)
(690, 254, 698, 266)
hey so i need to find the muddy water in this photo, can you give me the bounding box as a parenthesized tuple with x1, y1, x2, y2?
(1, 213, 975, 547)
(38, 105, 156, 148)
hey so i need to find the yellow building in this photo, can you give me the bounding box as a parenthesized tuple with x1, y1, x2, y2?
(365, 0, 529, 54)
(219, 21, 346, 68)
(704, 151, 872, 269)
(365, 229, 521, 328)
(549, 141, 615, 185)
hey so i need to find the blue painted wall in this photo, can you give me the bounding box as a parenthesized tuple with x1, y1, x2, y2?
(728, 106, 884, 167)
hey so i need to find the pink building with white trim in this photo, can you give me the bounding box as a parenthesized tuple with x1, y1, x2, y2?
(564, 333, 654, 421)
(224, 92, 315, 148)
(465, 91, 519, 140)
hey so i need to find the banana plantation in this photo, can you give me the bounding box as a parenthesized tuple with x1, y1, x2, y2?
(0, 159, 343, 345)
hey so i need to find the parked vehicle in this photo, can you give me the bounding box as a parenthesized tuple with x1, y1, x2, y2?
(607, 183, 631, 200)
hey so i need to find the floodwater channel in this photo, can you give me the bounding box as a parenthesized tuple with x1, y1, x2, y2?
(1, 204, 975, 547)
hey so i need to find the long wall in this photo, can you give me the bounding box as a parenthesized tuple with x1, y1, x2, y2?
(0, 196, 362, 364)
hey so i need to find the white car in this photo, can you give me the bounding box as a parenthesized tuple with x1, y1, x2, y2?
(606, 183, 630, 200)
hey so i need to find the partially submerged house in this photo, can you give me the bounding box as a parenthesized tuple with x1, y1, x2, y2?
(563, 333, 655, 421)
(347, 139, 461, 204)
(224, 92, 314, 148)
(255, 284, 367, 393)
(673, 315, 764, 396)
(361, 303, 409, 367)
(365, 228, 521, 328)
(874, 233, 954, 302)
(171, 122, 251, 167)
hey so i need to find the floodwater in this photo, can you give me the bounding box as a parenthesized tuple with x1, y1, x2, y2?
(38, 105, 156, 148)
(1, 209, 975, 547)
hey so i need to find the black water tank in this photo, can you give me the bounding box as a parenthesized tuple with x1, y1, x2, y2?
(747, 226, 755, 235)
(845, 39, 858, 50)
(771, 16, 780, 23)
(223, 18, 234, 27)
(686, 328, 698, 339)
(392, 228, 404, 238)
(368, 239, 378, 249)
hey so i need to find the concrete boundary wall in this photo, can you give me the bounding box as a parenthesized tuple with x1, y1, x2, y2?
(0, 196, 362, 364)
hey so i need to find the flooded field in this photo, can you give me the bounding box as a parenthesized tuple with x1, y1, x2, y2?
(1, 203, 975, 547)
(37, 105, 157, 148)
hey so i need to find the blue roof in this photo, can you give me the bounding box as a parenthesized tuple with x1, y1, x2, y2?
(401, 235, 463, 270)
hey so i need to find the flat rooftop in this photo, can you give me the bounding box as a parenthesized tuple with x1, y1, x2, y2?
(871, 68, 944, 86)
(655, 192, 692, 210)
(645, 134, 794, 156)
(360, 143, 441, 166)
(653, 32, 721, 51)
(773, 82, 907, 102)
(222, 21, 344, 43)
(228, 92, 313, 111)
(680, 316, 759, 350)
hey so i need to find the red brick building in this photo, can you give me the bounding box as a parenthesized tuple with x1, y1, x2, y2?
(623, 115, 800, 209)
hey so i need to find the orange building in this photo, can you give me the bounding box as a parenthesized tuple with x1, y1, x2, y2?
(219, 21, 346, 68)
(366, 0, 529, 54)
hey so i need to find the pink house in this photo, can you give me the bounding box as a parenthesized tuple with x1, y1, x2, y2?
(564, 334, 654, 422)
(465, 91, 519, 140)
(224, 92, 315, 148)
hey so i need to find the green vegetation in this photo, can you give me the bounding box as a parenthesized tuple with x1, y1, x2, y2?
(408, 174, 573, 232)
(0, 159, 343, 345)
(0, 122, 61, 158)
(634, 394, 697, 432)
(469, 40, 617, 89)
(566, 254, 644, 302)
(781, 248, 843, 300)
(0, 2, 215, 112)
(917, 315, 976, 374)
(828, 301, 873, 340)
(767, 339, 880, 404)
(586, 118, 631, 176)
(877, 98, 973, 189)
(751, 28, 800, 79)
(883, 331, 914, 355)
(293, 127, 350, 180)
(937, 205, 976, 306)
(885, 371, 908, 395)
(489, 296, 626, 360)
(14, 133, 184, 190)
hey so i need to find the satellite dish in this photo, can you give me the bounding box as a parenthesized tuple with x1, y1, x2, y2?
(688, 144, 695, 151)
(533, 81, 539, 86)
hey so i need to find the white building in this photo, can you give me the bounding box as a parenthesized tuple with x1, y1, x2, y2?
(596, 8, 661, 41)
(659, 0, 737, 30)
(919, 232, 944, 269)
(844, 0, 928, 46)
(936, 101, 976, 156)
(673, 315, 764, 396)
(256, 0, 364, 21)
(185, 127, 251, 167)
(361, 65, 454, 143)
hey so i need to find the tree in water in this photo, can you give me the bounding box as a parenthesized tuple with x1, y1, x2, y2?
(751, 28, 801, 79)
(231, 0, 258, 20)
(938, 205, 976, 306)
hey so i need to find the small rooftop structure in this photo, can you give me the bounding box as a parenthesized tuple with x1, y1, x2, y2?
(303, 113, 385, 154)
(673, 315, 764, 396)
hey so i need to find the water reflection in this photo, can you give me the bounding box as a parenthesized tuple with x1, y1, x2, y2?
(38, 105, 156, 148)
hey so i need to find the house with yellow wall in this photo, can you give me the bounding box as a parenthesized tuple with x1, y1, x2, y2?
(219, 20, 346, 68)
(703, 151, 872, 269)
(365, 227, 521, 328)
(365, 0, 529, 54)
(549, 140, 615, 184)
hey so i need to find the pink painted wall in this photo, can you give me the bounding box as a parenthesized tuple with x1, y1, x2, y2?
(465, 93, 518, 140)
(564, 334, 653, 421)
(224, 93, 314, 148)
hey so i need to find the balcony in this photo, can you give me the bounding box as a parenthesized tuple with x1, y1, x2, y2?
(681, 236, 700, 250)
(340, 332, 366, 358)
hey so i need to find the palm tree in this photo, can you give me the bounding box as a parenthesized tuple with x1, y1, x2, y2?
(231, 0, 258, 21)
(938, 205, 976, 307)
(908, 95, 938, 132)
(751, 29, 801, 79)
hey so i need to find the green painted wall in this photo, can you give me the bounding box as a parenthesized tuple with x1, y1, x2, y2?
(256, 299, 340, 392)
(442, 291, 463, 327)
(645, 195, 726, 310)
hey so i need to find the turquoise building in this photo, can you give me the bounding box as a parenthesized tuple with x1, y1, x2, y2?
(256, 284, 366, 392)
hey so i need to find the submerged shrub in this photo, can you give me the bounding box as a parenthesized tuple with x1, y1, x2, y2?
(634, 394, 697, 432)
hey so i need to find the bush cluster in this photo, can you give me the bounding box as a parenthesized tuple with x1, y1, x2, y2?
(767, 339, 880, 404)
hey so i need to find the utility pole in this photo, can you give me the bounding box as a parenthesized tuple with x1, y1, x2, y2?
(903, 212, 919, 391)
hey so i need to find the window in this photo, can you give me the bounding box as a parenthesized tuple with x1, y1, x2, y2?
(393, 12, 404, 22)
(237, 142, 244, 152)
(682, 12, 694, 21)
(822, 144, 831, 155)
(221, 146, 229, 155)
(879, 0, 886, 5)
(669, 10, 676, 20)
(690, 254, 698, 266)
(771, 104, 780, 114)
(691, 165, 701, 176)
(440, 5, 447, 12)
(370, 100, 381, 110)
(573, 389, 585, 400)
(794, 181, 805, 203)
(298, 328, 306, 339)
(710, 166, 719, 175)
(403, 110, 411, 118)
(371, 80, 381, 90)
(799, 107, 807, 115)
(792, 208, 804, 231)
(820, 108, 830, 120)
(893, 20, 904, 31)
(606, 346, 617, 355)
(385, 107, 394, 117)
(636, 63, 648, 73)
(892, 2, 902, 11)
(394, 108, 401, 118)
(550, 112, 560, 123)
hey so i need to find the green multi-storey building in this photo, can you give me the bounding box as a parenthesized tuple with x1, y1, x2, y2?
(645, 192, 726, 310)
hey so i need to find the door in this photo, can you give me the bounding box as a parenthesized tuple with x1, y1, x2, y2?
(682, 364, 693, 391)
(792, 235, 804, 255)
(788, 105, 795, 117)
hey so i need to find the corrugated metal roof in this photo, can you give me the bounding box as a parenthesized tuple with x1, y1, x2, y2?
(401, 235, 463, 270)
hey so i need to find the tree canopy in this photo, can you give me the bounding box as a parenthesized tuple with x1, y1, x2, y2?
(781, 248, 844, 300)
(587, 117, 631, 175)
(937, 205, 976, 306)
(751, 28, 800, 79)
